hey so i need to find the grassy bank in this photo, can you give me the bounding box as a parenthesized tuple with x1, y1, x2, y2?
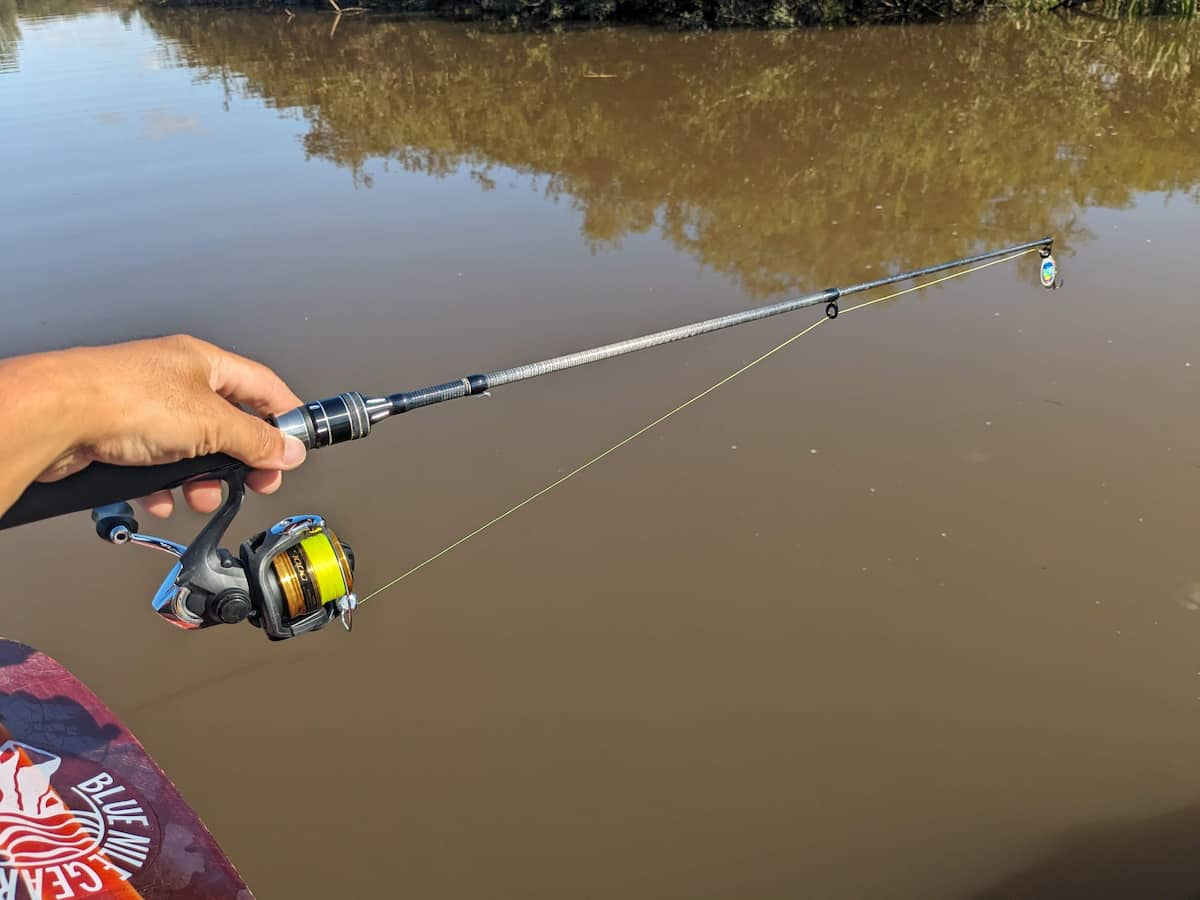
(6, 0, 1194, 31)
(146, 0, 1195, 27)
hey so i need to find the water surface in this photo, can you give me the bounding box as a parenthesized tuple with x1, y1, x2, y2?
(2, 4, 1200, 897)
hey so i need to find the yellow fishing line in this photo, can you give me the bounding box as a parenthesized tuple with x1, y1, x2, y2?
(360, 247, 1036, 605)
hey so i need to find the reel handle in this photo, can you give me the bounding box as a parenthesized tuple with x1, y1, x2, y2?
(0, 454, 245, 531)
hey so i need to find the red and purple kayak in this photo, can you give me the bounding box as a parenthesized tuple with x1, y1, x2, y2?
(0, 640, 250, 899)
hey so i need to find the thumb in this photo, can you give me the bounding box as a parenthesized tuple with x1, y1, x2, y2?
(210, 400, 307, 471)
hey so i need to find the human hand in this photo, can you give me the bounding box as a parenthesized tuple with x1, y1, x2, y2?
(35, 335, 307, 517)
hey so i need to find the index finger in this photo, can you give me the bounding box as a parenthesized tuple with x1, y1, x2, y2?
(209, 349, 303, 417)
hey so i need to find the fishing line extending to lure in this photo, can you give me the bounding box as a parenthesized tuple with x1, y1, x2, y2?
(359, 246, 1042, 605)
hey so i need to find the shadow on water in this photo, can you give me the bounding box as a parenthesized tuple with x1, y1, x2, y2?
(138, 9, 1200, 294)
(968, 801, 1200, 900)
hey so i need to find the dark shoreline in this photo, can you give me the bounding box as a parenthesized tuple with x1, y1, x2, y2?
(140, 0, 1192, 28)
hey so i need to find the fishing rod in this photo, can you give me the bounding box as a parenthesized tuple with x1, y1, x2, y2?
(0, 237, 1057, 641)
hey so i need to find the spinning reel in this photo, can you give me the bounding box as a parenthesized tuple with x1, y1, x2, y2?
(91, 470, 356, 642)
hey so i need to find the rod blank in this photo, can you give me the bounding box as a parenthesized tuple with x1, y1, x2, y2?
(389, 236, 1052, 413)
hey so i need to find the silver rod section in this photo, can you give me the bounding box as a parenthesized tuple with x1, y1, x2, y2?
(484, 287, 837, 388)
(389, 237, 1051, 414)
(486, 237, 1049, 388)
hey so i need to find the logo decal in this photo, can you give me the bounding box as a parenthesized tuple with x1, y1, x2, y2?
(0, 741, 159, 899)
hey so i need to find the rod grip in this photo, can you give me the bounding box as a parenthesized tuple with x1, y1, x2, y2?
(0, 454, 247, 531)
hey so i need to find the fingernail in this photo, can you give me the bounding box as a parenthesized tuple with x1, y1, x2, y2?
(281, 435, 307, 468)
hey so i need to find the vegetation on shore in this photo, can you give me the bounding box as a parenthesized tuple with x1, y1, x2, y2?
(146, 0, 1194, 26)
(6, 0, 1195, 42)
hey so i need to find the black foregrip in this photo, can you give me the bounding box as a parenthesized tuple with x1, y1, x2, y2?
(0, 454, 247, 531)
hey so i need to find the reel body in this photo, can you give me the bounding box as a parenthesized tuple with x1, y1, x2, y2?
(92, 471, 355, 641)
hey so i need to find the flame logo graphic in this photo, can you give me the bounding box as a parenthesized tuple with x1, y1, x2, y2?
(0, 810, 105, 867)
(0, 742, 105, 869)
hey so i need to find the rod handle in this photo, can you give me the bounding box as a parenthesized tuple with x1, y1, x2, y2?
(0, 454, 246, 531)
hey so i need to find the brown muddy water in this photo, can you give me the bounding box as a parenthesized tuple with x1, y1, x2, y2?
(3, 3, 1200, 897)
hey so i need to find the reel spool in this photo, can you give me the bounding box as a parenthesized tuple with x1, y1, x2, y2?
(243, 515, 356, 639)
(92, 470, 356, 642)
